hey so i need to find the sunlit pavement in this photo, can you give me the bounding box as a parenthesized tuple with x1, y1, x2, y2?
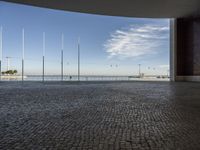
(0, 81, 200, 149)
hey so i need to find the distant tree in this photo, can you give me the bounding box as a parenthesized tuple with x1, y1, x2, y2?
(6, 70, 12, 75)
(2, 70, 18, 75)
(13, 70, 17, 74)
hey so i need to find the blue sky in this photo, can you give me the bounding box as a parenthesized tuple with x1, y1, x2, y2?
(0, 1, 169, 75)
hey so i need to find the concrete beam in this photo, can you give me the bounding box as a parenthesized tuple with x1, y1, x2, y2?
(2, 0, 200, 18)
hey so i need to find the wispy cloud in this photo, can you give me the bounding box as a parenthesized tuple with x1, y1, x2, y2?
(104, 24, 169, 59)
(159, 65, 169, 69)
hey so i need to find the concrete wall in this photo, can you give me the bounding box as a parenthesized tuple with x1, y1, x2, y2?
(175, 18, 200, 81)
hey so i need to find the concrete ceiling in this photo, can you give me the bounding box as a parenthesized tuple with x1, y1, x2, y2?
(2, 0, 200, 18)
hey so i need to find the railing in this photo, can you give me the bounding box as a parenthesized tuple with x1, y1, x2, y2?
(0, 75, 169, 81)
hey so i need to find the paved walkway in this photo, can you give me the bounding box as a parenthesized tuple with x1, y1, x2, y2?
(0, 81, 200, 150)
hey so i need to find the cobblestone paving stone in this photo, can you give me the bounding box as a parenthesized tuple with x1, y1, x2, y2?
(0, 81, 200, 150)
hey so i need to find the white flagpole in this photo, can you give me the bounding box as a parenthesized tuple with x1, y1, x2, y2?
(61, 33, 64, 81)
(42, 32, 45, 82)
(0, 26, 2, 81)
(78, 37, 80, 81)
(22, 28, 25, 82)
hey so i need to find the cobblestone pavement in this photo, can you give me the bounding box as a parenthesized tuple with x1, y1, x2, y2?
(0, 81, 200, 150)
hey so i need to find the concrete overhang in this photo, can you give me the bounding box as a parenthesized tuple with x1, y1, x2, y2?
(2, 0, 200, 18)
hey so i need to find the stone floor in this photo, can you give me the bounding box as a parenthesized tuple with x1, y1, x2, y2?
(0, 81, 200, 150)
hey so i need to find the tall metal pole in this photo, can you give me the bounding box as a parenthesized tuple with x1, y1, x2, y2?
(6, 57, 8, 71)
(61, 33, 64, 81)
(22, 29, 25, 82)
(6, 57, 11, 71)
(43, 32, 45, 82)
(78, 37, 80, 81)
(138, 64, 141, 77)
(0, 26, 2, 81)
(167, 69, 169, 78)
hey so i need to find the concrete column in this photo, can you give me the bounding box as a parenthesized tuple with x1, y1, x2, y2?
(175, 17, 200, 81)
(170, 19, 177, 81)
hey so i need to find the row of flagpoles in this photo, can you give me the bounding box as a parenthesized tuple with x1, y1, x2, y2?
(0, 27, 81, 82)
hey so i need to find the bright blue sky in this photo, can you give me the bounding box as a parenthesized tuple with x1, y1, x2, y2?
(0, 1, 169, 75)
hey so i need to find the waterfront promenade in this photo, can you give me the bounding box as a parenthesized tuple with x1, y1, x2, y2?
(0, 81, 200, 149)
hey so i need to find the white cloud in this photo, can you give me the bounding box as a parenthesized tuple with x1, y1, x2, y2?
(104, 24, 169, 59)
(159, 65, 169, 69)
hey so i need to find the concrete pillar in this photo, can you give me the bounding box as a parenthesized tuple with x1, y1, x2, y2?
(170, 19, 177, 81)
(175, 17, 200, 81)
